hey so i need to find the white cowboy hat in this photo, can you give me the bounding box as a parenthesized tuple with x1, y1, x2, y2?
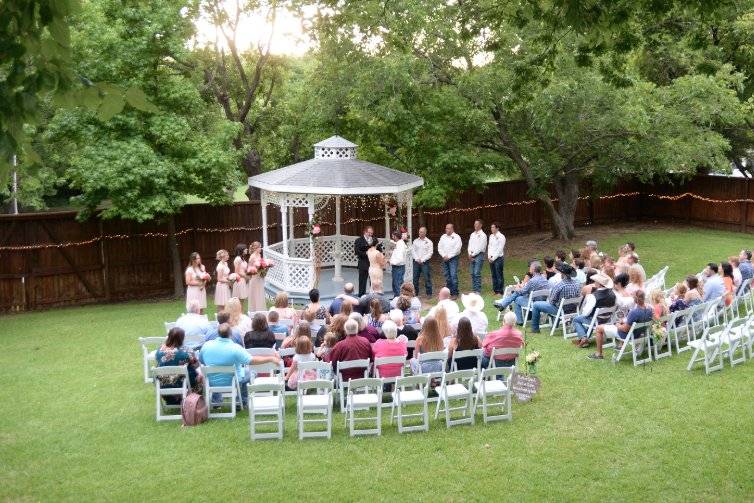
(461, 292, 485, 312)
(590, 272, 614, 289)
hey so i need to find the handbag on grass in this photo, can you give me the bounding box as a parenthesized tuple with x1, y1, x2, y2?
(181, 392, 208, 426)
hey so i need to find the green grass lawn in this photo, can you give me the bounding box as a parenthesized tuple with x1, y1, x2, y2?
(2, 225, 754, 502)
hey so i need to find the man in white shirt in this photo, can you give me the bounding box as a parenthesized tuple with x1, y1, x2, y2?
(438, 223, 462, 299)
(467, 219, 487, 294)
(411, 226, 433, 297)
(487, 222, 506, 295)
(388, 230, 407, 298)
(176, 301, 211, 339)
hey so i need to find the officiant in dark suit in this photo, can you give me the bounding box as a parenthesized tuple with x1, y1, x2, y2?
(354, 226, 381, 296)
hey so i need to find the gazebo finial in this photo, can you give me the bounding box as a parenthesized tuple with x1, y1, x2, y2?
(313, 135, 357, 160)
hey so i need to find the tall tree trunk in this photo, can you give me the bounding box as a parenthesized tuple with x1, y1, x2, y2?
(167, 215, 183, 298)
(244, 148, 262, 201)
(553, 176, 579, 239)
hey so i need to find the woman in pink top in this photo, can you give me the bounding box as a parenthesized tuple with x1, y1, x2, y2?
(481, 311, 523, 368)
(372, 320, 407, 378)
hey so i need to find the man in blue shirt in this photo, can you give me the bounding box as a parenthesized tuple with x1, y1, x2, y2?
(530, 263, 582, 333)
(199, 324, 280, 405)
(702, 262, 725, 303)
(738, 250, 753, 284)
(495, 261, 550, 325)
(589, 290, 653, 360)
(175, 301, 211, 338)
(202, 312, 243, 346)
(329, 283, 358, 316)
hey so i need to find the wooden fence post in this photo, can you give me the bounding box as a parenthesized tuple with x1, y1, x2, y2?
(98, 218, 111, 301)
(741, 178, 749, 233)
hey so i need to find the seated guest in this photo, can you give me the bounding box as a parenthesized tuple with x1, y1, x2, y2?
(585, 239, 599, 255)
(626, 252, 646, 282)
(459, 292, 488, 335)
(650, 289, 668, 319)
(409, 317, 445, 374)
(204, 312, 243, 346)
(530, 263, 582, 334)
(396, 295, 420, 324)
(281, 320, 311, 367)
(285, 335, 315, 390)
(495, 261, 550, 324)
(302, 309, 327, 345)
(721, 262, 734, 306)
(269, 292, 298, 324)
(589, 290, 653, 360)
(372, 320, 408, 378)
(447, 317, 482, 370)
(175, 301, 210, 338)
(390, 282, 422, 309)
(573, 273, 616, 347)
(267, 310, 289, 339)
(426, 287, 460, 320)
(601, 256, 616, 279)
(625, 265, 644, 295)
(574, 258, 587, 284)
(327, 315, 349, 343)
(156, 327, 202, 403)
(729, 256, 743, 289)
(481, 312, 524, 368)
(389, 309, 418, 358)
(669, 283, 689, 313)
(329, 283, 358, 316)
(199, 323, 280, 404)
(738, 250, 753, 284)
(226, 297, 252, 335)
(587, 273, 634, 347)
(365, 297, 387, 328)
(702, 262, 725, 302)
(356, 290, 391, 316)
(304, 288, 331, 324)
(324, 319, 373, 381)
(244, 312, 275, 349)
(543, 256, 557, 279)
(555, 249, 568, 264)
(433, 306, 453, 343)
(349, 312, 382, 343)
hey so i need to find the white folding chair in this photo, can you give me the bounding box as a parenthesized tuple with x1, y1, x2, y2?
(184, 334, 205, 348)
(652, 315, 673, 360)
(578, 306, 617, 346)
(248, 310, 268, 320)
(297, 379, 334, 440)
(414, 351, 446, 401)
(248, 381, 285, 440)
(345, 378, 383, 436)
(390, 375, 430, 433)
(247, 360, 284, 387)
(488, 347, 520, 369)
(737, 315, 754, 358)
(163, 321, 176, 335)
(522, 289, 551, 329)
(336, 359, 370, 412)
(374, 355, 407, 405)
(151, 365, 189, 421)
(201, 365, 239, 418)
(272, 330, 288, 347)
(278, 318, 295, 328)
(687, 324, 726, 374)
(139, 336, 165, 383)
(298, 360, 333, 385)
(549, 297, 582, 337)
(612, 321, 654, 366)
(667, 307, 693, 353)
(449, 349, 483, 373)
(719, 317, 748, 367)
(496, 284, 517, 321)
(278, 347, 296, 361)
(474, 366, 514, 423)
(434, 369, 477, 428)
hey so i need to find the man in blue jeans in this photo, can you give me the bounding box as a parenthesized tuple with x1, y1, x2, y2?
(572, 273, 616, 346)
(411, 226, 433, 296)
(467, 219, 487, 293)
(495, 261, 550, 324)
(530, 263, 582, 333)
(388, 230, 407, 297)
(438, 223, 462, 298)
(488, 222, 507, 295)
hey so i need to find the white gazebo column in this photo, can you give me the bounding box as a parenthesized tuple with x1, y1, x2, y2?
(260, 191, 268, 250)
(308, 195, 315, 265)
(406, 191, 413, 279)
(288, 206, 295, 254)
(333, 195, 343, 282)
(384, 199, 390, 243)
(281, 199, 289, 257)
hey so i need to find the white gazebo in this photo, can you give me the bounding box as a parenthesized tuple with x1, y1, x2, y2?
(249, 136, 424, 302)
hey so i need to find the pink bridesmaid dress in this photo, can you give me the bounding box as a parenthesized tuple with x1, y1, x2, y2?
(232, 256, 248, 300)
(247, 251, 266, 311)
(185, 265, 207, 311)
(214, 261, 231, 307)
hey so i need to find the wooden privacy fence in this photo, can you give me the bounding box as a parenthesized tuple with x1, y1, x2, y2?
(0, 175, 751, 313)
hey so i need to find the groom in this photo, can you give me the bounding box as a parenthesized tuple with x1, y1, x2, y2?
(354, 226, 381, 296)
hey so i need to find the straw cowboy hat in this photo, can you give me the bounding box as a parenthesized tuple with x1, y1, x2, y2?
(590, 272, 613, 289)
(461, 292, 485, 312)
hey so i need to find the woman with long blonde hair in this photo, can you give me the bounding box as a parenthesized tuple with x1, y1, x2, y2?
(270, 292, 298, 324)
(225, 297, 251, 335)
(214, 249, 231, 312)
(409, 317, 445, 375)
(433, 306, 452, 340)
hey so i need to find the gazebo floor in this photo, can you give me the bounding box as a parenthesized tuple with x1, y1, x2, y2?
(264, 266, 396, 306)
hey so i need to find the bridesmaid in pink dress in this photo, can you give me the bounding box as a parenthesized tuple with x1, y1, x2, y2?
(247, 241, 267, 312)
(214, 249, 231, 312)
(185, 252, 209, 314)
(232, 243, 248, 302)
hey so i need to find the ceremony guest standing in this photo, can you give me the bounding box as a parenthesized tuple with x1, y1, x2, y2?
(411, 226, 433, 297)
(214, 249, 231, 313)
(185, 252, 208, 314)
(467, 220, 487, 294)
(488, 222, 506, 295)
(231, 243, 248, 303)
(389, 230, 407, 297)
(355, 226, 379, 296)
(438, 223, 462, 299)
(247, 241, 266, 312)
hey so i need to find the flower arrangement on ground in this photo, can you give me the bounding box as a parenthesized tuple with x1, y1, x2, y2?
(526, 350, 541, 375)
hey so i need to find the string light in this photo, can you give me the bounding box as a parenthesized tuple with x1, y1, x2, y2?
(1, 190, 742, 252)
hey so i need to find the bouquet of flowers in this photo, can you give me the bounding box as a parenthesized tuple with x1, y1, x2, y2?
(195, 271, 211, 282)
(248, 258, 275, 278)
(228, 272, 239, 287)
(526, 351, 541, 375)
